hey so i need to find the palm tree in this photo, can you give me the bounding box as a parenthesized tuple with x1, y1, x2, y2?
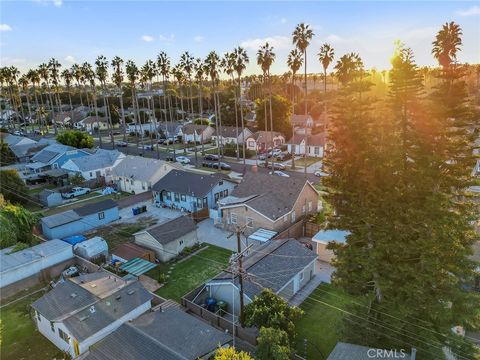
(95, 56, 115, 146)
(180, 51, 198, 164)
(48, 58, 62, 132)
(257, 43, 275, 170)
(318, 43, 334, 93)
(195, 58, 207, 156)
(157, 52, 173, 155)
(125, 60, 144, 154)
(222, 52, 239, 160)
(432, 21, 462, 69)
(287, 49, 303, 170)
(334, 53, 363, 86)
(82, 62, 102, 146)
(111, 56, 127, 145)
(18, 75, 33, 133)
(292, 23, 314, 176)
(38, 64, 53, 132)
(27, 69, 41, 130)
(233, 46, 249, 164)
(140, 59, 158, 156)
(205, 51, 222, 162)
(71, 63, 84, 107)
(61, 69, 75, 127)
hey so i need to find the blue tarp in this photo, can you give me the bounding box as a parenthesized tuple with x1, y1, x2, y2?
(62, 235, 87, 245)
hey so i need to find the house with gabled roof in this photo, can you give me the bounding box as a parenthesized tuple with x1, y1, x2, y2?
(211, 126, 253, 146)
(245, 131, 285, 152)
(28, 143, 90, 173)
(182, 124, 215, 143)
(287, 133, 326, 158)
(31, 272, 152, 358)
(218, 171, 320, 235)
(62, 149, 125, 180)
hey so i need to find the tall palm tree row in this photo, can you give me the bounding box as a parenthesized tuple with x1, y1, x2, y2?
(95, 56, 115, 146)
(286, 48, 303, 170)
(27, 69, 42, 130)
(61, 68, 74, 125)
(205, 51, 222, 161)
(38, 63, 56, 133)
(49, 58, 63, 133)
(82, 62, 102, 146)
(18, 74, 33, 133)
(111, 56, 128, 146)
(156, 52, 171, 153)
(221, 52, 240, 160)
(318, 43, 334, 93)
(125, 60, 144, 153)
(232, 46, 249, 165)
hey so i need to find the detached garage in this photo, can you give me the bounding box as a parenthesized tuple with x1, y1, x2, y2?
(312, 230, 350, 263)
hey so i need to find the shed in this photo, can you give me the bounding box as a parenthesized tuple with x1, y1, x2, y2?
(312, 230, 350, 263)
(73, 236, 108, 261)
(112, 243, 155, 263)
(38, 189, 63, 207)
(0, 239, 73, 288)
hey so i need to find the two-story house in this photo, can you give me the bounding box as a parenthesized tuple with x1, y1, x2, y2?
(245, 131, 286, 152)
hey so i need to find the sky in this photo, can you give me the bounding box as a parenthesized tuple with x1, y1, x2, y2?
(1, 1, 479, 76)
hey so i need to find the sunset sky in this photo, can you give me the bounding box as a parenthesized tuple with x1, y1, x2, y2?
(1, 1, 479, 75)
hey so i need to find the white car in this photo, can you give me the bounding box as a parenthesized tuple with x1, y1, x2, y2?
(314, 170, 328, 177)
(269, 170, 290, 177)
(62, 187, 91, 199)
(176, 156, 191, 165)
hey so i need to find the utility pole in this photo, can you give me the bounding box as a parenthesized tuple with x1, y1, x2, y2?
(236, 228, 245, 327)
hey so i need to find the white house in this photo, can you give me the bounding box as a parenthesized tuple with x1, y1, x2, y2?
(62, 149, 125, 181)
(182, 124, 215, 143)
(126, 122, 156, 136)
(287, 133, 326, 158)
(31, 272, 152, 358)
(211, 126, 253, 146)
(111, 155, 179, 194)
(245, 131, 285, 152)
(79, 116, 110, 131)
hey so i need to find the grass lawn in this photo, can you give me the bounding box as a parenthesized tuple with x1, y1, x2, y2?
(294, 156, 322, 168)
(0, 289, 65, 360)
(295, 283, 360, 359)
(147, 245, 232, 302)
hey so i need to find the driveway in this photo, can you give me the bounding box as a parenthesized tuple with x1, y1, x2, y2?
(315, 260, 335, 283)
(196, 219, 238, 251)
(116, 200, 182, 224)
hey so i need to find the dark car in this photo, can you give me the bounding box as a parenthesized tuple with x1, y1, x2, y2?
(276, 152, 292, 161)
(166, 156, 175, 162)
(266, 162, 286, 170)
(211, 162, 231, 170)
(204, 154, 219, 161)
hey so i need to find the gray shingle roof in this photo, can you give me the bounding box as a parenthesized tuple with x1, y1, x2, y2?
(228, 172, 314, 220)
(112, 155, 174, 182)
(326, 342, 412, 360)
(31, 144, 76, 164)
(182, 124, 208, 135)
(287, 133, 325, 146)
(67, 150, 122, 172)
(152, 170, 231, 198)
(73, 199, 117, 216)
(141, 216, 196, 245)
(214, 126, 243, 138)
(215, 239, 317, 299)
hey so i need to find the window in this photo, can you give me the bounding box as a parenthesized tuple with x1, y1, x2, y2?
(179, 240, 184, 245)
(98, 212, 105, 220)
(299, 271, 304, 281)
(223, 189, 228, 197)
(246, 217, 253, 228)
(314, 146, 320, 155)
(180, 194, 186, 202)
(165, 192, 171, 200)
(142, 183, 146, 190)
(50, 321, 55, 332)
(59, 328, 69, 343)
(214, 192, 220, 202)
(302, 205, 306, 214)
(283, 215, 288, 222)
(89, 172, 93, 177)
(197, 198, 203, 208)
(291, 211, 296, 223)
(174, 193, 180, 202)
(231, 213, 237, 224)
(36, 311, 41, 322)
(308, 201, 312, 212)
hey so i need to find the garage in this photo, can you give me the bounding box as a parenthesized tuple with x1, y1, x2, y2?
(312, 230, 351, 264)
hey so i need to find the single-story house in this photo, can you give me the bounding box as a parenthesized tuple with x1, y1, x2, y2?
(134, 216, 197, 262)
(218, 171, 320, 235)
(0, 239, 73, 289)
(112, 242, 156, 263)
(38, 189, 63, 207)
(312, 230, 350, 263)
(291, 114, 314, 134)
(0, 133, 46, 162)
(157, 121, 184, 138)
(326, 342, 415, 360)
(111, 155, 179, 194)
(182, 124, 215, 143)
(211, 126, 253, 146)
(79, 116, 110, 131)
(40, 199, 119, 239)
(287, 133, 326, 158)
(29, 143, 90, 173)
(152, 170, 236, 213)
(31, 272, 152, 358)
(126, 122, 156, 136)
(83, 306, 231, 360)
(54, 111, 85, 127)
(245, 131, 285, 152)
(194, 239, 317, 316)
(62, 149, 125, 181)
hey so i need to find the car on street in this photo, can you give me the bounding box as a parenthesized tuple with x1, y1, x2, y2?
(157, 138, 166, 144)
(62, 187, 91, 199)
(262, 162, 286, 170)
(269, 170, 290, 177)
(202, 161, 231, 170)
(314, 170, 329, 177)
(176, 156, 191, 164)
(275, 152, 291, 161)
(13, 130, 25, 136)
(116, 140, 128, 147)
(204, 154, 219, 161)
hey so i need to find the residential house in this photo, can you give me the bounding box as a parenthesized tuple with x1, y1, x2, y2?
(245, 131, 285, 152)
(0, 133, 46, 162)
(326, 342, 415, 360)
(83, 306, 231, 360)
(182, 124, 215, 143)
(79, 116, 110, 132)
(158, 121, 184, 138)
(54, 111, 85, 128)
(28, 143, 90, 173)
(193, 239, 317, 316)
(287, 133, 326, 158)
(218, 171, 320, 235)
(38, 189, 63, 207)
(134, 216, 197, 262)
(152, 170, 236, 213)
(245, 112, 256, 123)
(31, 272, 152, 358)
(291, 114, 314, 135)
(111, 155, 178, 194)
(126, 122, 156, 136)
(62, 149, 125, 181)
(0, 239, 73, 289)
(312, 230, 350, 264)
(211, 126, 253, 146)
(40, 199, 119, 239)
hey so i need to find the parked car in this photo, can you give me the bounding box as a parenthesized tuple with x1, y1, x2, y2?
(264, 162, 286, 170)
(269, 170, 290, 177)
(204, 154, 219, 161)
(314, 170, 329, 177)
(116, 140, 128, 147)
(165, 156, 175, 162)
(157, 138, 166, 144)
(62, 187, 91, 199)
(176, 156, 191, 164)
(276, 152, 292, 161)
(217, 162, 231, 170)
(271, 148, 282, 157)
(13, 130, 24, 136)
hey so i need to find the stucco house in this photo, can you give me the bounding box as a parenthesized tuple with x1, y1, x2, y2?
(287, 133, 326, 158)
(31, 272, 152, 358)
(193, 239, 317, 316)
(62, 149, 125, 181)
(134, 216, 197, 262)
(28, 143, 90, 173)
(218, 171, 320, 235)
(152, 170, 236, 213)
(40, 199, 119, 239)
(111, 155, 179, 194)
(245, 131, 285, 152)
(312, 230, 351, 264)
(182, 124, 215, 143)
(211, 126, 253, 146)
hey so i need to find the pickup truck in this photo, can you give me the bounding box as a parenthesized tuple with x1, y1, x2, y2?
(62, 187, 91, 199)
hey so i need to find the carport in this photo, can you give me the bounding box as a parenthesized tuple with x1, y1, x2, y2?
(119, 257, 157, 276)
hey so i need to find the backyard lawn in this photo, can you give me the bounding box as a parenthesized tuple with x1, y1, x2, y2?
(293, 156, 322, 168)
(147, 245, 232, 302)
(294, 283, 359, 359)
(0, 288, 65, 360)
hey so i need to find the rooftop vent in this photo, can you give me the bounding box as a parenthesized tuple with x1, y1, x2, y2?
(116, 295, 122, 300)
(89, 306, 96, 314)
(70, 293, 77, 298)
(127, 289, 136, 295)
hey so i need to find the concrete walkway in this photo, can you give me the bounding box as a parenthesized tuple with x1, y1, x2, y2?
(289, 275, 324, 307)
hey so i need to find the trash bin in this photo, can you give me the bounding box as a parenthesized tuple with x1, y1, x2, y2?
(141, 205, 147, 213)
(132, 207, 139, 215)
(217, 300, 228, 316)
